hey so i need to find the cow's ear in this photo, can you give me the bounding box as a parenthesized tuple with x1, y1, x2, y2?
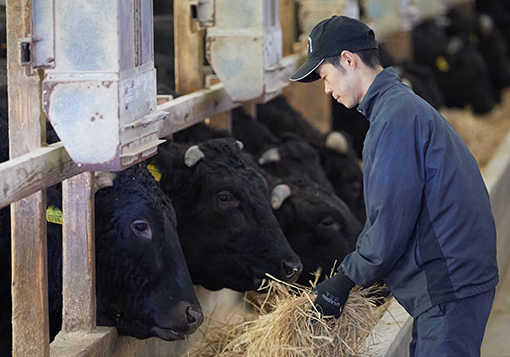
(184, 145, 205, 167)
(94, 172, 117, 193)
(153, 143, 192, 193)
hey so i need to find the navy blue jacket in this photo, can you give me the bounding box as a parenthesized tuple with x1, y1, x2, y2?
(342, 67, 499, 318)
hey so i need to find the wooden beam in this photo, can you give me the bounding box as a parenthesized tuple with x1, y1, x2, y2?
(0, 144, 82, 210)
(62, 172, 96, 333)
(157, 82, 238, 137)
(50, 327, 117, 357)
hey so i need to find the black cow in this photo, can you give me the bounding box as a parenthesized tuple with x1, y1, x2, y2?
(476, 0, 510, 57)
(331, 101, 369, 160)
(445, 11, 510, 104)
(170, 122, 362, 286)
(255, 96, 352, 154)
(263, 171, 362, 286)
(0, 164, 204, 355)
(153, 138, 303, 292)
(255, 96, 366, 223)
(1, 105, 204, 351)
(231, 107, 335, 193)
(378, 43, 445, 111)
(412, 18, 495, 114)
(172, 123, 362, 286)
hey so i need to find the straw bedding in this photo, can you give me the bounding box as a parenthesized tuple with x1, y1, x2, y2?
(192, 272, 388, 357)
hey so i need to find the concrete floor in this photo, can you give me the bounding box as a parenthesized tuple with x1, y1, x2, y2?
(482, 265, 510, 356)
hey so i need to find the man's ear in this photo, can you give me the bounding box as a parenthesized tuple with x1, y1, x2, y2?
(340, 50, 357, 69)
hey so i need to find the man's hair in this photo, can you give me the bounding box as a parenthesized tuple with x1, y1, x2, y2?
(324, 48, 382, 71)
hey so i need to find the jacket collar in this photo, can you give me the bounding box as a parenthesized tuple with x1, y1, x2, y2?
(357, 67, 400, 121)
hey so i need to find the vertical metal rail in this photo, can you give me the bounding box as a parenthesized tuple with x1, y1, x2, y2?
(7, 0, 50, 355)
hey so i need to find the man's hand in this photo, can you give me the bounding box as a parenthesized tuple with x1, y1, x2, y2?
(312, 269, 355, 318)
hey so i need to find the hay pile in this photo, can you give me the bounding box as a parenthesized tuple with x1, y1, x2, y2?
(193, 273, 386, 357)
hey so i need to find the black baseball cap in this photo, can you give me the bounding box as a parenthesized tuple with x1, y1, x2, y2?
(290, 15, 378, 83)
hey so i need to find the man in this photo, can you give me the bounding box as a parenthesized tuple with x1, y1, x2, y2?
(290, 15, 499, 356)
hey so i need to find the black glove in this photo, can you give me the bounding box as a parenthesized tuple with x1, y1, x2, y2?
(312, 269, 355, 318)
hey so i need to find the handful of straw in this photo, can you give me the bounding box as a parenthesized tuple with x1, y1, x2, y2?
(195, 272, 386, 357)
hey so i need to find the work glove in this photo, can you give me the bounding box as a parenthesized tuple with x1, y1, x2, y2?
(312, 269, 355, 318)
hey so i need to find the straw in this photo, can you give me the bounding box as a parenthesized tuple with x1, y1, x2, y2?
(193, 270, 387, 357)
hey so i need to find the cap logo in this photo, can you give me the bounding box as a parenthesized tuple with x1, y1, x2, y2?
(308, 36, 313, 53)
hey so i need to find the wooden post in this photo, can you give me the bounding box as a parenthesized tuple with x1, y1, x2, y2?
(281, 0, 331, 132)
(174, 0, 204, 94)
(7, 0, 50, 355)
(62, 172, 96, 333)
(280, 0, 298, 57)
(205, 74, 231, 131)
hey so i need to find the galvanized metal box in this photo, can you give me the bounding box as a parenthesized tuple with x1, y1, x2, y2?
(39, 0, 166, 171)
(205, 0, 284, 102)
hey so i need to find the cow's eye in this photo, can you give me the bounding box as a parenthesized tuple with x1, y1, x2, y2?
(319, 216, 340, 231)
(131, 219, 152, 240)
(217, 191, 239, 208)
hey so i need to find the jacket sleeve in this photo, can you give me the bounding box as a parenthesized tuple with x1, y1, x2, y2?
(342, 110, 427, 287)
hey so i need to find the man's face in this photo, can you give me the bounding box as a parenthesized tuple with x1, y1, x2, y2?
(317, 60, 361, 109)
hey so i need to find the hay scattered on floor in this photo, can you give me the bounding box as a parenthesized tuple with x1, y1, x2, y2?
(441, 88, 510, 171)
(194, 273, 386, 357)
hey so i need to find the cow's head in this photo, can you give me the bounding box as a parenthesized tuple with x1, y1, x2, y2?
(319, 148, 366, 223)
(155, 138, 303, 292)
(270, 176, 362, 285)
(93, 164, 203, 340)
(257, 132, 334, 192)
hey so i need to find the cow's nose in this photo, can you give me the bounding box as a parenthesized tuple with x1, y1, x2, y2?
(281, 257, 303, 282)
(186, 306, 204, 334)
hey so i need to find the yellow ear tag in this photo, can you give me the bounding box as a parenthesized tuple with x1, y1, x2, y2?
(46, 205, 63, 225)
(147, 163, 162, 182)
(436, 56, 450, 72)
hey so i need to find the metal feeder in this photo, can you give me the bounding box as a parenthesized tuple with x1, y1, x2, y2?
(204, 0, 286, 102)
(26, 0, 167, 171)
